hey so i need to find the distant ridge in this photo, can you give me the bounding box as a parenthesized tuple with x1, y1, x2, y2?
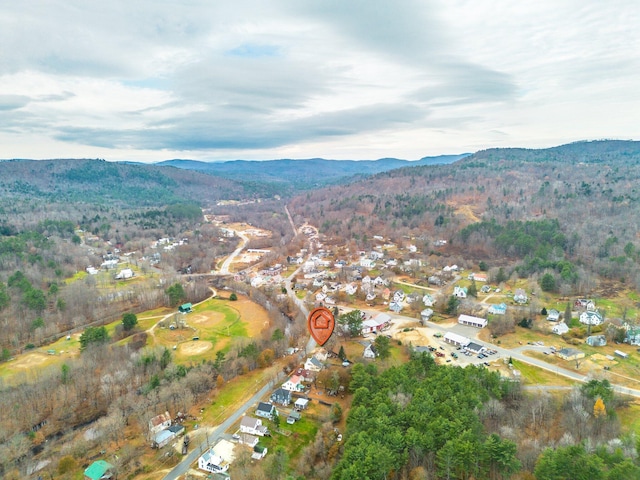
(154, 154, 470, 191)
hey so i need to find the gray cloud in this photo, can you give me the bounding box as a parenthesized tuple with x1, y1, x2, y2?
(0, 95, 30, 111)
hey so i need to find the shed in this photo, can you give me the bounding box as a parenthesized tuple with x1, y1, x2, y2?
(615, 350, 629, 359)
(294, 398, 310, 410)
(179, 303, 193, 313)
(557, 348, 585, 361)
(287, 411, 301, 424)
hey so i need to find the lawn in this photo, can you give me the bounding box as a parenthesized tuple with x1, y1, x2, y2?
(260, 416, 319, 459)
(510, 359, 577, 386)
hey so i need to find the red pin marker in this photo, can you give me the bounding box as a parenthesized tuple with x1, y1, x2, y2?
(307, 307, 335, 346)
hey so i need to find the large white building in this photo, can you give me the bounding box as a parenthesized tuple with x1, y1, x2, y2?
(458, 314, 487, 328)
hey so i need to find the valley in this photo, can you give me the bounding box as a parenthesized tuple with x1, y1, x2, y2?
(2, 141, 640, 479)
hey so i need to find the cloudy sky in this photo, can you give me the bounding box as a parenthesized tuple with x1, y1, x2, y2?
(1, 1, 638, 161)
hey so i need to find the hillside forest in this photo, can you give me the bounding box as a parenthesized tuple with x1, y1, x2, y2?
(2, 141, 640, 479)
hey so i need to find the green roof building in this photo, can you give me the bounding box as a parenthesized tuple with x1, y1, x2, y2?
(84, 460, 114, 480)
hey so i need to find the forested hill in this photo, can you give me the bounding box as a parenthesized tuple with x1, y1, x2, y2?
(155, 154, 469, 192)
(0, 158, 262, 206)
(288, 140, 640, 289)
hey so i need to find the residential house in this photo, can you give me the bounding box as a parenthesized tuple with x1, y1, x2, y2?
(547, 309, 561, 322)
(282, 375, 304, 392)
(406, 292, 421, 304)
(480, 285, 491, 293)
(239, 433, 259, 448)
(488, 303, 507, 315)
(580, 310, 604, 326)
(392, 290, 405, 303)
(389, 301, 403, 313)
(586, 335, 607, 347)
(552, 322, 569, 335)
(420, 308, 434, 323)
(575, 299, 596, 310)
(473, 273, 488, 282)
(304, 357, 323, 372)
(381, 287, 391, 300)
(361, 313, 392, 334)
(270, 388, 292, 406)
(428, 276, 442, 286)
(314, 349, 329, 362)
(240, 416, 269, 436)
(315, 292, 327, 303)
(453, 286, 468, 298)
(84, 460, 114, 480)
(363, 342, 377, 359)
(115, 268, 134, 280)
(296, 368, 315, 382)
(255, 402, 277, 419)
(312, 278, 324, 288)
(152, 424, 184, 449)
(360, 258, 375, 269)
(513, 289, 528, 304)
(294, 398, 310, 410)
(625, 325, 640, 345)
(148, 411, 171, 436)
(422, 293, 435, 307)
(362, 275, 371, 285)
(557, 348, 585, 361)
(373, 276, 389, 287)
(366, 292, 377, 301)
(458, 314, 487, 328)
(198, 447, 229, 474)
(345, 283, 358, 296)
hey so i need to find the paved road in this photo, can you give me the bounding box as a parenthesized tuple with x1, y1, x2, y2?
(163, 374, 282, 480)
(422, 319, 640, 398)
(218, 230, 249, 275)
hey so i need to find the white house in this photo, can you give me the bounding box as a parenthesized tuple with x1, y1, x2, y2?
(304, 357, 323, 372)
(239, 433, 259, 448)
(458, 314, 487, 328)
(345, 283, 358, 296)
(453, 286, 467, 298)
(148, 411, 171, 437)
(552, 322, 569, 335)
(363, 343, 377, 359)
(115, 268, 134, 280)
(240, 416, 269, 436)
(422, 293, 435, 307)
(360, 258, 375, 269)
(547, 309, 561, 322)
(198, 447, 229, 474)
(282, 375, 304, 392)
(420, 308, 434, 322)
(580, 310, 604, 326)
(513, 289, 528, 304)
(294, 398, 309, 410)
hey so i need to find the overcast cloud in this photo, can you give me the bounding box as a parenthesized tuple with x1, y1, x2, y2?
(0, 1, 638, 161)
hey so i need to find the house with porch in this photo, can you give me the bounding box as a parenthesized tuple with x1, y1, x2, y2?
(488, 303, 507, 315)
(255, 402, 277, 419)
(240, 416, 269, 436)
(270, 388, 292, 406)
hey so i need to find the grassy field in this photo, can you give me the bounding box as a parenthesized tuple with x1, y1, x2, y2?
(0, 294, 270, 384)
(510, 359, 577, 386)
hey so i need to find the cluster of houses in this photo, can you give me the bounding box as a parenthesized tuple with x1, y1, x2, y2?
(148, 411, 185, 449)
(197, 350, 332, 475)
(546, 300, 605, 336)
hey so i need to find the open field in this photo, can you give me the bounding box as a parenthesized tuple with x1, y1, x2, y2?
(0, 294, 270, 384)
